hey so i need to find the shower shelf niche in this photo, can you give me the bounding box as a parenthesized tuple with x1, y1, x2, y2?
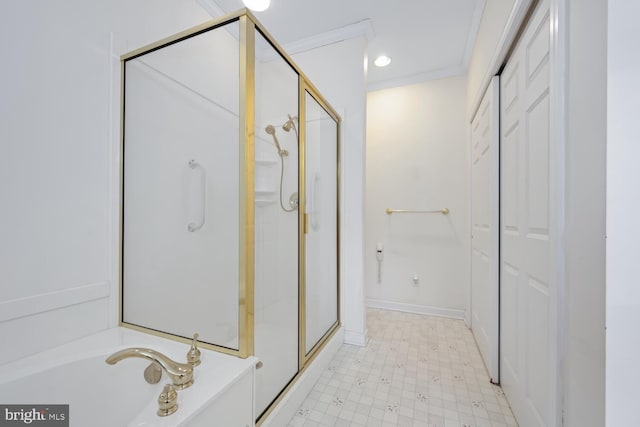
(255, 157, 278, 207)
(255, 159, 278, 165)
(255, 189, 277, 207)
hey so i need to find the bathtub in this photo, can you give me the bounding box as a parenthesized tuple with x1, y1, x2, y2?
(0, 328, 257, 427)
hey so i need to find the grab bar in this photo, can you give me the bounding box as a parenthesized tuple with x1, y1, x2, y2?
(386, 208, 449, 215)
(188, 160, 206, 232)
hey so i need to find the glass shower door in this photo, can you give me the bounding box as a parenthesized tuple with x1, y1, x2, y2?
(122, 21, 241, 350)
(253, 31, 300, 417)
(303, 90, 339, 356)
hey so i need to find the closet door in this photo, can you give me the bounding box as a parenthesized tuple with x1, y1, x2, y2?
(500, 0, 556, 424)
(470, 76, 500, 383)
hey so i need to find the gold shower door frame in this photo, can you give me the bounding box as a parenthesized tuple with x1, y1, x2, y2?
(118, 7, 342, 397)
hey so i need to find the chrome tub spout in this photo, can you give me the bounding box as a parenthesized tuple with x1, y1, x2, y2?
(106, 348, 194, 389)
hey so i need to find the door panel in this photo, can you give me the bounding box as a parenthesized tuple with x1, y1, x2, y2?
(500, 0, 554, 425)
(470, 76, 499, 382)
(303, 90, 339, 355)
(253, 31, 300, 417)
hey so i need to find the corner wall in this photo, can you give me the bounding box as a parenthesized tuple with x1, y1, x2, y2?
(365, 76, 469, 318)
(563, 0, 606, 425)
(606, 2, 640, 425)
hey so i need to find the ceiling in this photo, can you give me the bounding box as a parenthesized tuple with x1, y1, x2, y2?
(200, 0, 484, 91)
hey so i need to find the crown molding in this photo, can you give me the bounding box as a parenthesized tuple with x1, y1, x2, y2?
(281, 19, 375, 55)
(197, 0, 374, 54)
(367, 64, 466, 92)
(463, 0, 486, 69)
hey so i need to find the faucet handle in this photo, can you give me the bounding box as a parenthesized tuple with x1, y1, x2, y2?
(187, 333, 201, 367)
(157, 384, 178, 417)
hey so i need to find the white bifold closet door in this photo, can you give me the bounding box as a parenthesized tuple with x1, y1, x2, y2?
(470, 76, 500, 383)
(500, 0, 558, 425)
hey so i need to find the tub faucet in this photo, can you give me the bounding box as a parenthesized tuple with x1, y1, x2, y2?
(106, 348, 194, 389)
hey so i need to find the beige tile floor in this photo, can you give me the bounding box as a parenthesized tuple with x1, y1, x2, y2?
(288, 308, 518, 427)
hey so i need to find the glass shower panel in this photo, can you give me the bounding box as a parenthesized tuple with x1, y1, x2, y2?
(122, 22, 240, 349)
(253, 32, 300, 416)
(304, 91, 338, 354)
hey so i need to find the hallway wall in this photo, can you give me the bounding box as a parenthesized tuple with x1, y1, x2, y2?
(365, 76, 469, 317)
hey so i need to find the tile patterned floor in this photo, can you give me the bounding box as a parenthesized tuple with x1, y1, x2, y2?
(288, 308, 518, 427)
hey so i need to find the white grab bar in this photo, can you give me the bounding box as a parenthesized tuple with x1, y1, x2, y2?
(188, 160, 206, 232)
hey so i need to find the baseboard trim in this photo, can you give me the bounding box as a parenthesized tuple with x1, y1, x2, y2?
(344, 330, 367, 347)
(367, 299, 465, 320)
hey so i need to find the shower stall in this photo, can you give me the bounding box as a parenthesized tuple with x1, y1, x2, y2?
(119, 9, 340, 421)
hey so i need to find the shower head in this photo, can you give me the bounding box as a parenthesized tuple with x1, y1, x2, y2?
(265, 124, 286, 156)
(282, 114, 298, 138)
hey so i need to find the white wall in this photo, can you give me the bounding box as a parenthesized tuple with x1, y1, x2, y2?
(292, 37, 368, 346)
(466, 0, 516, 116)
(0, 0, 115, 365)
(365, 76, 469, 318)
(606, 2, 640, 426)
(563, 1, 606, 425)
(0, 0, 214, 365)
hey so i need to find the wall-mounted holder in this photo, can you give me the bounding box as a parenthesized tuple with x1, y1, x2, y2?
(386, 207, 449, 215)
(188, 160, 206, 232)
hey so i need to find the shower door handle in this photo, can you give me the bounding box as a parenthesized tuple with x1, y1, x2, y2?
(188, 160, 206, 232)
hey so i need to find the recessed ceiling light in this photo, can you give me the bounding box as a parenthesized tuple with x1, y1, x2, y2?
(374, 55, 391, 67)
(243, 0, 270, 12)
